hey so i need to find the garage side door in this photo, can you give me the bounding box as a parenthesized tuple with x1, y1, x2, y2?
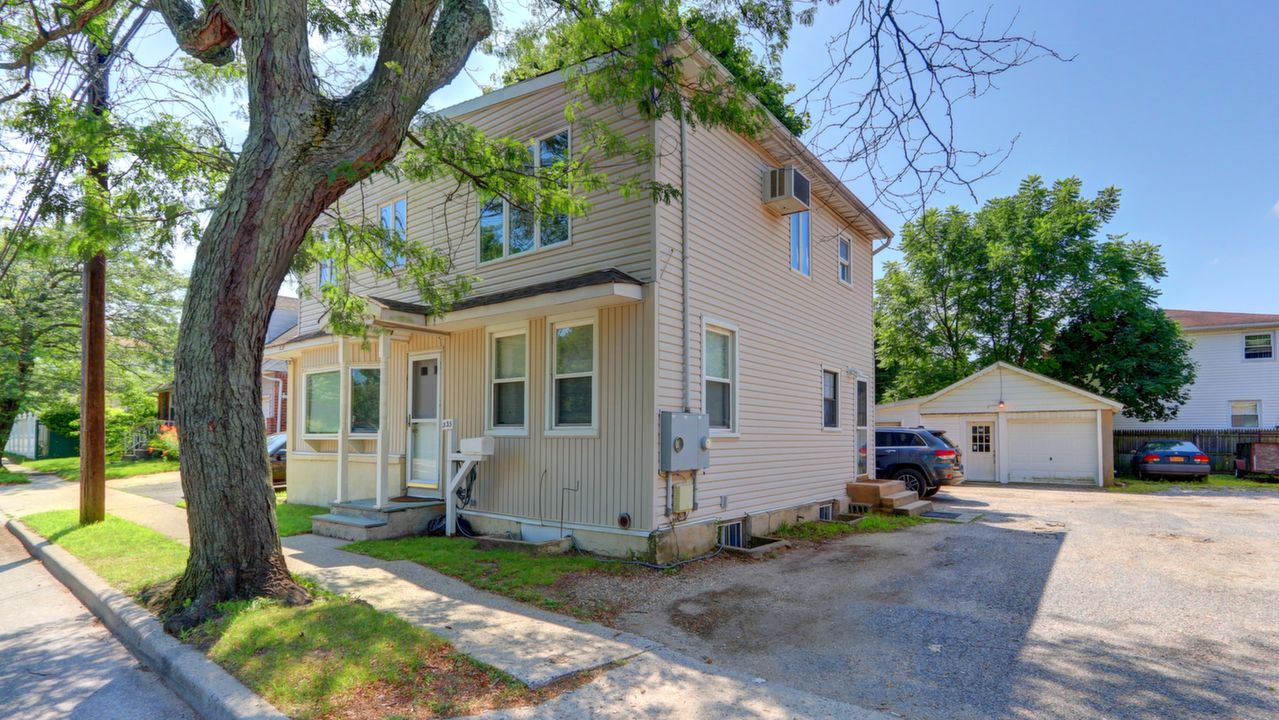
(1006, 412, 1097, 486)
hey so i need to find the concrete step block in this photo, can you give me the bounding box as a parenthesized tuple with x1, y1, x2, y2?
(882, 490, 922, 509)
(892, 500, 934, 516)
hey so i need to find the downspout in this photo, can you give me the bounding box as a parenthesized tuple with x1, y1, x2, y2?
(680, 114, 691, 413)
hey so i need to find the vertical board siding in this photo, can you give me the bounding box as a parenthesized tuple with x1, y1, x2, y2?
(290, 303, 652, 531)
(652, 117, 878, 524)
(297, 83, 656, 336)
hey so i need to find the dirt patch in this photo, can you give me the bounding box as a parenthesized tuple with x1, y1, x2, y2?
(667, 585, 769, 640)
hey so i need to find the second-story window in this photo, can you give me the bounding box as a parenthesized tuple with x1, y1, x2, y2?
(838, 237, 852, 285)
(380, 199, 407, 267)
(1244, 332, 1274, 360)
(790, 211, 810, 276)
(479, 131, 571, 263)
(316, 229, 335, 287)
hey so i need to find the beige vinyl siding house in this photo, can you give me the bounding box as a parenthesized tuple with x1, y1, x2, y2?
(267, 42, 891, 559)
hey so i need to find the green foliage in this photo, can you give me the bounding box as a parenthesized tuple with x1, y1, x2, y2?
(21, 510, 187, 594)
(148, 425, 180, 460)
(345, 535, 636, 619)
(875, 176, 1195, 422)
(0, 466, 30, 484)
(773, 515, 931, 540)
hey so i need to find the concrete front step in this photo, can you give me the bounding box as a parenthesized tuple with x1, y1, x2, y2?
(892, 500, 934, 516)
(881, 490, 922, 509)
(312, 498, 446, 542)
(846, 480, 907, 504)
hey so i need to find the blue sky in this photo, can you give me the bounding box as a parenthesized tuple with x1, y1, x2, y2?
(168, 2, 1278, 312)
(780, 1, 1279, 313)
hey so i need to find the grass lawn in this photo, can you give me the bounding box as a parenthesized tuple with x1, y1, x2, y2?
(773, 514, 931, 541)
(345, 536, 637, 620)
(22, 513, 555, 719)
(18, 456, 180, 482)
(22, 510, 186, 594)
(177, 491, 325, 537)
(0, 465, 30, 485)
(1109, 473, 1279, 494)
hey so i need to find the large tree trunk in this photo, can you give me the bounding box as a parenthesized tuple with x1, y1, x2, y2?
(164, 0, 490, 631)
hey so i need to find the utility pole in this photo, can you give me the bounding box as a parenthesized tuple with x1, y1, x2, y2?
(79, 43, 109, 524)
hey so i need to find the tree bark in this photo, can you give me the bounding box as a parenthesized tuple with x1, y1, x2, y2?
(164, 0, 491, 631)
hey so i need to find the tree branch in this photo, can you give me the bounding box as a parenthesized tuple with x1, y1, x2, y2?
(151, 0, 238, 66)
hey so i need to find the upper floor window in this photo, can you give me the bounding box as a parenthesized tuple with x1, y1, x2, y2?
(479, 131, 570, 263)
(316, 229, 335, 287)
(1244, 332, 1273, 360)
(380, 199, 407, 267)
(838, 237, 851, 285)
(790, 211, 810, 276)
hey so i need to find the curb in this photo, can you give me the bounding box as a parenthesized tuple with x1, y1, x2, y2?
(5, 517, 289, 720)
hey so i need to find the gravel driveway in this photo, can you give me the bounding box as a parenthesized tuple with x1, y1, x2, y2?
(604, 485, 1279, 719)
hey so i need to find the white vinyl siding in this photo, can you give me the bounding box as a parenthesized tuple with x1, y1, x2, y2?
(1113, 326, 1279, 430)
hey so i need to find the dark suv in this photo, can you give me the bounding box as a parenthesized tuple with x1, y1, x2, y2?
(875, 427, 965, 497)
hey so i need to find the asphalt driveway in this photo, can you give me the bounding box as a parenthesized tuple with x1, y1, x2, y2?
(609, 485, 1279, 719)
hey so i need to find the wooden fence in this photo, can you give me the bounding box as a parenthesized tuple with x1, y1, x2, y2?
(1114, 428, 1279, 472)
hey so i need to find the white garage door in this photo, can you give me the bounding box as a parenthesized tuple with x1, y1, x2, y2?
(1006, 412, 1098, 486)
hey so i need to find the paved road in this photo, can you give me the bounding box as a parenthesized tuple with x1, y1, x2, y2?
(0, 527, 196, 720)
(611, 485, 1279, 720)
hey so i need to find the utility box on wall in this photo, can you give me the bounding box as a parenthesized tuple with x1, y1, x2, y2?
(659, 411, 711, 471)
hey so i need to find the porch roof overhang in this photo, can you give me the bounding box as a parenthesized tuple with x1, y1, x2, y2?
(369, 268, 645, 332)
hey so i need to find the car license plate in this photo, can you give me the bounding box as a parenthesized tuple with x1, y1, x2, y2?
(1170, 456, 1185, 463)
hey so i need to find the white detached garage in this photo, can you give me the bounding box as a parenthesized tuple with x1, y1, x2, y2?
(876, 363, 1123, 487)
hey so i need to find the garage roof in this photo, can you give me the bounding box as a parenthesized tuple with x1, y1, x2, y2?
(878, 362, 1124, 413)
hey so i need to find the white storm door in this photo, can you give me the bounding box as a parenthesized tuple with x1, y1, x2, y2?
(406, 356, 441, 494)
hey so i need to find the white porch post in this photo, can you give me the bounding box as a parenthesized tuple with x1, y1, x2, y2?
(1095, 409, 1105, 487)
(375, 332, 391, 509)
(336, 338, 350, 503)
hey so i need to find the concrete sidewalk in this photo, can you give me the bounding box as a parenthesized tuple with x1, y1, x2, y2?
(0, 472, 888, 719)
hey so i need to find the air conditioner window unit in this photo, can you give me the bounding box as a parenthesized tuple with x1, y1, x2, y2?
(762, 166, 811, 215)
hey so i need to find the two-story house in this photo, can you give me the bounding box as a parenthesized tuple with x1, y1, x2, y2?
(265, 42, 891, 560)
(1114, 309, 1279, 431)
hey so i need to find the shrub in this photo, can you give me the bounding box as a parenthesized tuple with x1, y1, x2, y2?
(149, 425, 180, 460)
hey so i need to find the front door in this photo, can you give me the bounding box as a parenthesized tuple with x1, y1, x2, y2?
(966, 422, 996, 481)
(406, 355, 442, 497)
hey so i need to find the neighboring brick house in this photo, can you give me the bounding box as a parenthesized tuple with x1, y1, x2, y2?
(156, 296, 299, 434)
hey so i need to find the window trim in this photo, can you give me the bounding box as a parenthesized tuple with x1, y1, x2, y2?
(301, 367, 341, 439)
(789, 210, 811, 277)
(821, 366, 842, 431)
(702, 317, 740, 438)
(1229, 399, 1261, 428)
(1243, 331, 1275, 361)
(477, 128, 573, 266)
(837, 235, 853, 286)
(485, 321, 530, 436)
(347, 364, 382, 437)
(545, 310, 600, 437)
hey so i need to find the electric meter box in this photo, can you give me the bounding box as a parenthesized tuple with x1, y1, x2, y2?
(659, 411, 710, 471)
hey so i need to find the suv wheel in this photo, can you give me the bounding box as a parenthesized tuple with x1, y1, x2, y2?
(922, 485, 940, 498)
(893, 468, 927, 497)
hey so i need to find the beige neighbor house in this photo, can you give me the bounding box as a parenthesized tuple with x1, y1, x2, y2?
(876, 363, 1122, 487)
(264, 42, 892, 561)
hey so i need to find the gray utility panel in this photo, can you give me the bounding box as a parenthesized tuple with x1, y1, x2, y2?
(659, 411, 711, 471)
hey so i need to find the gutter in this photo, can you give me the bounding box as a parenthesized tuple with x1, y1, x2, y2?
(680, 114, 691, 412)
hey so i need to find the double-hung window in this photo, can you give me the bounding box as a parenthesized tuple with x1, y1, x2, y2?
(488, 326, 528, 433)
(379, 199, 407, 267)
(316, 229, 335, 287)
(1244, 333, 1274, 360)
(704, 324, 737, 433)
(790, 211, 810, 276)
(1231, 400, 1260, 428)
(837, 237, 852, 285)
(548, 314, 596, 433)
(479, 131, 571, 263)
(822, 369, 840, 428)
(856, 379, 869, 476)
